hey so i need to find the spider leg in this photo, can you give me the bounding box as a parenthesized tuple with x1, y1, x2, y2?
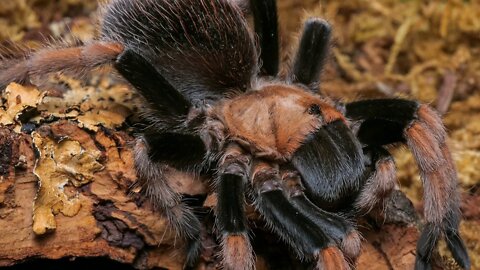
(354, 146, 397, 213)
(133, 137, 202, 268)
(116, 49, 211, 168)
(281, 170, 362, 262)
(346, 99, 470, 270)
(289, 18, 332, 91)
(0, 42, 123, 90)
(141, 131, 207, 169)
(115, 49, 191, 118)
(291, 120, 365, 210)
(250, 0, 279, 77)
(252, 161, 351, 270)
(216, 143, 254, 270)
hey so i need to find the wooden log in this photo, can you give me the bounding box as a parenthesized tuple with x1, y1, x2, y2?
(0, 82, 438, 269)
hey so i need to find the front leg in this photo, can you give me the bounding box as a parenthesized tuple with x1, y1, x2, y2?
(251, 161, 352, 270)
(216, 143, 254, 270)
(345, 99, 470, 270)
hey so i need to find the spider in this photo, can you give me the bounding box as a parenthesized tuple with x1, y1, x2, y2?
(0, 0, 470, 269)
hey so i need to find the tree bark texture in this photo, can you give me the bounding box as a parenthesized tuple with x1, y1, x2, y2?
(0, 92, 438, 269)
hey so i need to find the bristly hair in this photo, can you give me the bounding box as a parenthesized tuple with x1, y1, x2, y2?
(0, 38, 123, 90)
(100, 0, 258, 104)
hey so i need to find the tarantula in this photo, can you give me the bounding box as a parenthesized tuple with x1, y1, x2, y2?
(0, 0, 470, 269)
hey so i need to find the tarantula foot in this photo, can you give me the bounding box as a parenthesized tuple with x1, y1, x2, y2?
(221, 234, 254, 270)
(340, 231, 362, 261)
(184, 238, 202, 269)
(314, 247, 351, 270)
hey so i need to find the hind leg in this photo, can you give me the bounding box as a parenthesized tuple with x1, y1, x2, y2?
(0, 42, 123, 89)
(133, 137, 202, 268)
(346, 99, 470, 270)
(354, 146, 397, 213)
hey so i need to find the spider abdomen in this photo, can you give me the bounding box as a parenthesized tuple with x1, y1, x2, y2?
(101, 0, 257, 101)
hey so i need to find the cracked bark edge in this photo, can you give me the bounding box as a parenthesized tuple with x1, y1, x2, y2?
(0, 122, 183, 269)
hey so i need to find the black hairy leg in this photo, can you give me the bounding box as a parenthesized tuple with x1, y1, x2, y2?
(250, 0, 279, 76)
(290, 18, 332, 91)
(115, 49, 191, 120)
(354, 146, 397, 213)
(215, 143, 253, 270)
(252, 161, 352, 270)
(141, 131, 207, 169)
(133, 137, 202, 268)
(291, 120, 365, 211)
(280, 170, 362, 262)
(116, 49, 213, 267)
(115, 49, 209, 169)
(346, 99, 470, 270)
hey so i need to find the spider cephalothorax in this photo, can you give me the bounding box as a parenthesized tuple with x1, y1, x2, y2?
(0, 0, 470, 269)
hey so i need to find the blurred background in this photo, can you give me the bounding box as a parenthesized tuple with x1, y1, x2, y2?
(1, 0, 479, 269)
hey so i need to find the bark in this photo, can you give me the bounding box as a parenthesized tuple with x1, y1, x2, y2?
(0, 120, 441, 269)
(0, 122, 182, 269)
